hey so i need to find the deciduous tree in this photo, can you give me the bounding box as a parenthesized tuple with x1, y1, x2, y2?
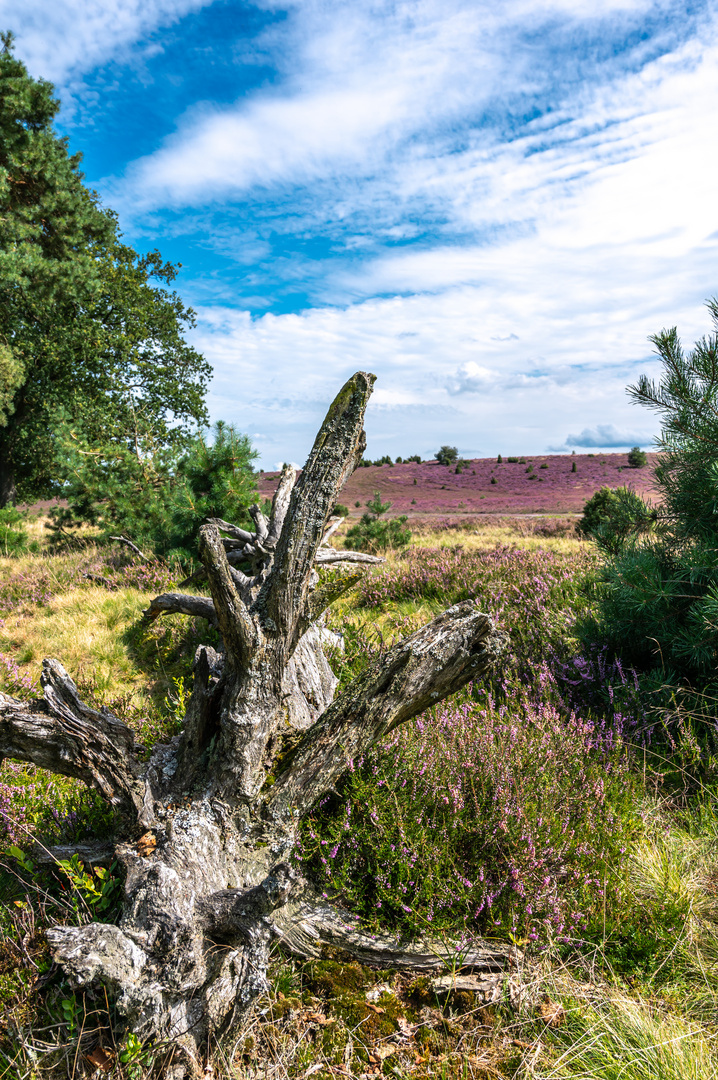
(0, 34, 210, 505)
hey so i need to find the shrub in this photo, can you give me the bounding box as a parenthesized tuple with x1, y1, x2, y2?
(344, 492, 411, 554)
(301, 679, 634, 940)
(578, 487, 656, 556)
(50, 421, 259, 567)
(0, 507, 32, 555)
(436, 446, 458, 466)
(332, 503, 349, 517)
(405, 454, 422, 464)
(628, 446, 648, 468)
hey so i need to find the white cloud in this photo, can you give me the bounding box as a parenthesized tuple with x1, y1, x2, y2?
(112, 0, 680, 212)
(6, 0, 212, 85)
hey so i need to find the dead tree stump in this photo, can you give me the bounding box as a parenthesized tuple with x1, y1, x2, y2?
(0, 373, 508, 1074)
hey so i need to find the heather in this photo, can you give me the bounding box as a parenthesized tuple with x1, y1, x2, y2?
(300, 680, 636, 942)
(304, 541, 640, 944)
(259, 450, 661, 517)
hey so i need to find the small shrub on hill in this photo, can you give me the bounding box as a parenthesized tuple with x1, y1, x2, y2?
(345, 492, 411, 554)
(436, 446, 458, 466)
(628, 445, 648, 468)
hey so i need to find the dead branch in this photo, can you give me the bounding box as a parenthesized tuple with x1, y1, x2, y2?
(0, 660, 143, 816)
(109, 535, 150, 562)
(266, 601, 506, 821)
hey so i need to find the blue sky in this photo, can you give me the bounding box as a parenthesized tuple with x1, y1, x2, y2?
(6, 0, 718, 467)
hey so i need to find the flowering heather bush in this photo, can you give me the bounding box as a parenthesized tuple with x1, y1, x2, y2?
(0, 761, 114, 847)
(0, 567, 55, 618)
(82, 555, 179, 594)
(358, 545, 596, 673)
(0, 652, 38, 698)
(300, 680, 636, 941)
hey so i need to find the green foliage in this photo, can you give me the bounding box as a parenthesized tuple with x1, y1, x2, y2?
(586, 299, 718, 676)
(0, 507, 33, 554)
(301, 677, 635, 940)
(50, 421, 258, 566)
(0, 36, 210, 505)
(405, 454, 422, 463)
(344, 491, 411, 554)
(332, 503, 349, 517)
(56, 855, 123, 920)
(577, 486, 656, 556)
(628, 445, 648, 468)
(497, 453, 503, 463)
(372, 454, 393, 466)
(572, 460, 577, 472)
(435, 445, 458, 466)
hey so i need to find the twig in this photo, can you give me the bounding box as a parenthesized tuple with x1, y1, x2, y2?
(108, 536, 150, 562)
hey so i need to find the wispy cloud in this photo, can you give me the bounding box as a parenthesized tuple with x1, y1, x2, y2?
(9, 0, 212, 85)
(115, 0, 689, 217)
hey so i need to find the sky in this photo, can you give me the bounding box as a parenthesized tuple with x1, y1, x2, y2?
(4, 0, 718, 467)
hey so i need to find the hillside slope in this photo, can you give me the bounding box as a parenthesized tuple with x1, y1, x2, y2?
(258, 452, 660, 517)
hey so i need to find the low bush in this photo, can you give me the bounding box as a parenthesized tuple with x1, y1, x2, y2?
(0, 508, 33, 555)
(577, 486, 655, 555)
(301, 678, 636, 941)
(345, 492, 411, 554)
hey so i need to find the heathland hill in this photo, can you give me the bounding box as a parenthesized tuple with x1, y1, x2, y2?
(258, 451, 660, 518)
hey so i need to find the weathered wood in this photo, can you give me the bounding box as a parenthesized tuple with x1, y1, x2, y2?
(266, 464, 297, 548)
(32, 841, 116, 867)
(314, 548, 383, 565)
(0, 660, 143, 816)
(0, 373, 509, 1075)
(262, 372, 375, 651)
(206, 518, 255, 543)
(273, 898, 516, 973)
(198, 523, 258, 671)
(142, 593, 217, 624)
(267, 601, 506, 821)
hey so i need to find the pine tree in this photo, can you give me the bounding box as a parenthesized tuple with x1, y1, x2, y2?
(0, 34, 210, 504)
(51, 422, 259, 567)
(587, 298, 718, 677)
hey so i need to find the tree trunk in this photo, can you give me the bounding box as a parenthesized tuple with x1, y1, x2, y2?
(0, 442, 16, 507)
(0, 373, 508, 1076)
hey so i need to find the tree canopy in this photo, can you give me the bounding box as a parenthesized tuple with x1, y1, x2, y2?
(0, 33, 211, 505)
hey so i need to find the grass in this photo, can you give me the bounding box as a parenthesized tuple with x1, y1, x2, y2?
(2, 517, 718, 1077)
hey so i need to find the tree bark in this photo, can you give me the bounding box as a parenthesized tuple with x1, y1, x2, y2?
(1, 373, 508, 1076)
(0, 442, 16, 507)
